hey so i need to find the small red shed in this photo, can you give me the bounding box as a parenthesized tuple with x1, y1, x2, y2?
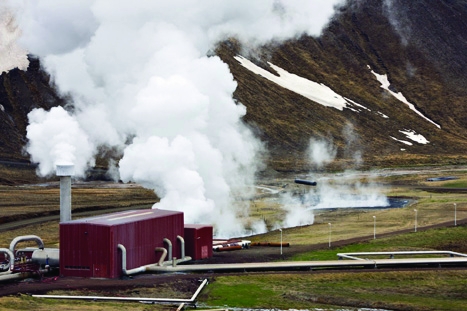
(184, 224, 213, 260)
(60, 209, 184, 278)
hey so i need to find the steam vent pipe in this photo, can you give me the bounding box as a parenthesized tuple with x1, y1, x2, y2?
(294, 179, 317, 186)
(56, 164, 75, 223)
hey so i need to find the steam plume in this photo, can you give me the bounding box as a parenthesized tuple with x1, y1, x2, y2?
(0, 6, 28, 73)
(10, 0, 343, 237)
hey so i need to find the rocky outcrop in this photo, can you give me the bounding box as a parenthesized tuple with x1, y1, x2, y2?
(0, 56, 65, 162)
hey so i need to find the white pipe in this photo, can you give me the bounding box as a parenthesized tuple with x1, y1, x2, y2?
(177, 235, 185, 259)
(155, 247, 167, 266)
(0, 269, 49, 282)
(336, 251, 467, 260)
(163, 238, 172, 261)
(0, 272, 31, 282)
(0, 248, 15, 272)
(33, 279, 209, 306)
(9, 235, 44, 253)
(117, 244, 146, 275)
(118, 244, 172, 276)
(145, 256, 192, 270)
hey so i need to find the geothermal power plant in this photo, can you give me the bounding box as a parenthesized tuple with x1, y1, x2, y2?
(0, 165, 228, 280)
(2, 167, 467, 286)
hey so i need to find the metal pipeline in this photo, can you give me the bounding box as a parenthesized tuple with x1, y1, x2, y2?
(118, 244, 177, 275)
(163, 238, 172, 261)
(9, 235, 44, 253)
(118, 244, 147, 275)
(155, 247, 167, 266)
(0, 248, 15, 273)
(0, 268, 50, 282)
(33, 279, 209, 306)
(177, 235, 185, 259)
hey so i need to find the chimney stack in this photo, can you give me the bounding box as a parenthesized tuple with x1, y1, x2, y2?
(56, 164, 74, 223)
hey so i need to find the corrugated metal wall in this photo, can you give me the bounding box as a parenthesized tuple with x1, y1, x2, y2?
(184, 224, 213, 260)
(60, 209, 184, 278)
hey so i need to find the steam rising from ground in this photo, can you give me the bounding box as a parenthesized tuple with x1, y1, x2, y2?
(9, 0, 344, 237)
(278, 135, 388, 228)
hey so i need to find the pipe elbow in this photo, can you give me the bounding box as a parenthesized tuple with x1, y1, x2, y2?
(117, 244, 128, 275)
(9, 235, 45, 253)
(155, 247, 167, 266)
(177, 235, 185, 259)
(0, 248, 15, 273)
(163, 238, 173, 261)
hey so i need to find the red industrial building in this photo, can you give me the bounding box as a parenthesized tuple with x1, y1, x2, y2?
(184, 224, 213, 260)
(60, 209, 189, 278)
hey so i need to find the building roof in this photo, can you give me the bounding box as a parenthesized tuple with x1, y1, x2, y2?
(184, 224, 213, 229)
(61, 209, 183, 226)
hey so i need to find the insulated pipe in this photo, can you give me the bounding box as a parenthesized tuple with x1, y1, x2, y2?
(0, 271, 34, 282)
(177, 235, 185, 259)
(155, 247, 167, 266)
(0, 248, 15, 272)
(118, 244, 172, 276)
(9, 235, 44, 253)
(0, 268, 50, 282)
(163, 238, 173, 261)
(117, 244, 146, 275)
(33, 279, 209, 306)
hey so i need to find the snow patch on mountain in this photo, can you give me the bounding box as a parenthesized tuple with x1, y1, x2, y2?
(399, 129, 429, 144)
(235, 55, 349, 110)
(390, 136, 413, 146)
(369, 66, 440, 129)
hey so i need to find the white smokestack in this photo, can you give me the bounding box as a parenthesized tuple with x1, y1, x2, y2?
(56, 164, 74, 222)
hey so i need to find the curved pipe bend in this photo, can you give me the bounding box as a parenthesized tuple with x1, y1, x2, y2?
(177, 235, 185, 259)
(155, 247, 167, 266)
(118, 244, 169, 276)
(9, 235, 44, 253)
(0, 248, 15, 273)
(163, 238, 172, 261)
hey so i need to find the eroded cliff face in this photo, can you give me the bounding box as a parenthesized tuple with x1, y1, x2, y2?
(2, 0, 467, 184)
(0, 56, 65, 162)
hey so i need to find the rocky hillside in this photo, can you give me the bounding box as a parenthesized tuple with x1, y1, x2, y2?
(1, 0, 467, 183)
(0, 56, 65, 162)
(219, 0, 467, 171)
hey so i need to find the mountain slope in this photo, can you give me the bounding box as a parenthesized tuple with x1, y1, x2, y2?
(217, 0, 467, 171)
(0, 56, 65, 162)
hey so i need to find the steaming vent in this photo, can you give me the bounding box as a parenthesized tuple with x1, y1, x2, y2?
(56, 164, 75, 177)
(56, 164, 74, 223)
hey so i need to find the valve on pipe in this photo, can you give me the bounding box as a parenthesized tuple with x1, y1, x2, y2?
(294, 179, 317, 186)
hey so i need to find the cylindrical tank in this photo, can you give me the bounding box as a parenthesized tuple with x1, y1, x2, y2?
(32, 248, 60, 267)
(294, 179, 317, 186)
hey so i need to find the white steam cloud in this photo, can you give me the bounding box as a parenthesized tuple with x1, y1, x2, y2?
(9, 0, 343, 237)
(26, 107, 95, 177)
(279, 136, 388, 228)
(307, 137, 337, 169)
(0, 5, 28, 73)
